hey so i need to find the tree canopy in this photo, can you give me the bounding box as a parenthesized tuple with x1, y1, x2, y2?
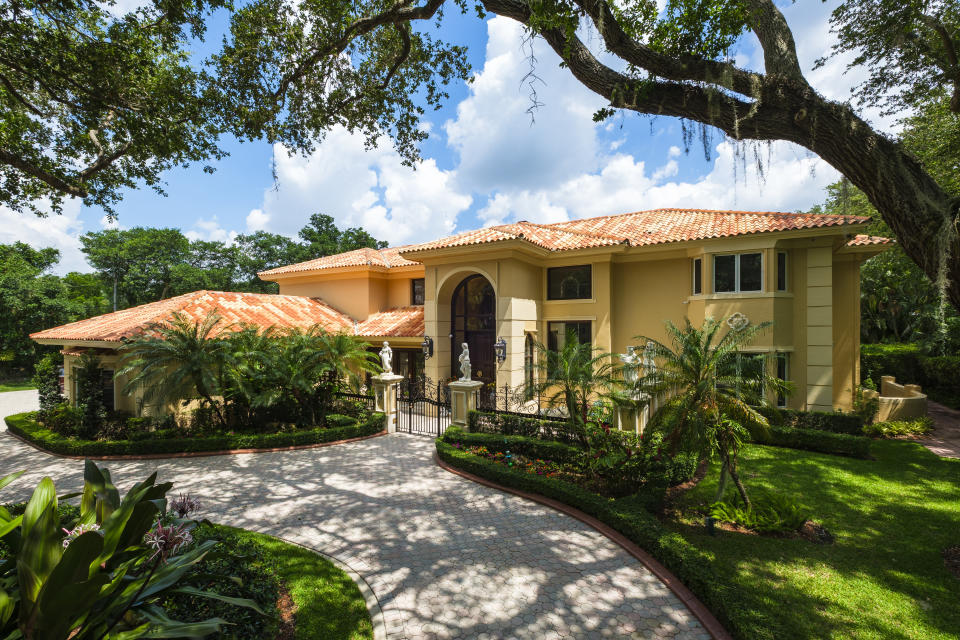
(2, 0, 959, 308)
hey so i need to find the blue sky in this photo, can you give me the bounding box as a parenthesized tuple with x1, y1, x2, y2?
(1, 0, 895, 273)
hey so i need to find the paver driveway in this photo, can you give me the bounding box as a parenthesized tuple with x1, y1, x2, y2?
(0, 391, 707, 640)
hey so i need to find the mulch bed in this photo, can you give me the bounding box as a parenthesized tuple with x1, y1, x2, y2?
(276, 585, 297, 640)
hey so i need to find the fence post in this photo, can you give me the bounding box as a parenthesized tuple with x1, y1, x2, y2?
(448, 379, 483, 428)
(373, 372, 403, 433)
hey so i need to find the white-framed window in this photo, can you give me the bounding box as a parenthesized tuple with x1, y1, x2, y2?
(776, 352, 789, 407)
(692, 257, 703, 295)
(776, 251, 788, 291)
(713, 252, 763, 293)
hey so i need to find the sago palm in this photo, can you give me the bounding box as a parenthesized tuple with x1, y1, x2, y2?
(118, 311, 232, 424)
(632, 317, 790, 510)
(523, 335, 621, 444)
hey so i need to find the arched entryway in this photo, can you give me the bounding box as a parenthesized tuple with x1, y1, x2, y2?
(450, 274, 495, 383)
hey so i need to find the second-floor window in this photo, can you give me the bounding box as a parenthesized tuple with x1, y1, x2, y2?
(692, 257, 703, 295)
(714, 253, 762, 293)
(411, 278, 425, 305)
(548, 265, 592, 300)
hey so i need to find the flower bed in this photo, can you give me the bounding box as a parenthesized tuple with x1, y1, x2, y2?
(4, 410, 385, 457)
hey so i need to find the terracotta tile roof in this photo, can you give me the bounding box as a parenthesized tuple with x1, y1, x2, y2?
(30, 290, 353, 343)
(846, 234, 893, 246)
(355, 306, 424, 338)
(259, 246, 420, 277)
(399, 208, 871, 255)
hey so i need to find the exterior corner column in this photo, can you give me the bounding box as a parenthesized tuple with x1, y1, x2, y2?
(447, 379, 484, 428)
(372, 373, 403, 433)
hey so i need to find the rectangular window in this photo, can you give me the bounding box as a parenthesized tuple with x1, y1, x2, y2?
(101, 369, 115, 412)
(713, 253, 763, 293)
(546, 321, 591, 378)
(776, 251, 788, 291)
(692, 258, 703, 295)
(547, 265, 592, 300)
(411, 278, 425, 305)
(776, 353, 789, 407)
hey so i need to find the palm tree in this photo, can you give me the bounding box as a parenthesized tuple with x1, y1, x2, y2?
(632, 318, 790, 510)
(523, 334, 621, 444)
(221, 325, 281, 426)
(118, 311, 232, 425)
(317, 331, 380, 393)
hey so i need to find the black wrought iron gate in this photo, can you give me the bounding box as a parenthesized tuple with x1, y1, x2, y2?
(397, 378, 451, 436)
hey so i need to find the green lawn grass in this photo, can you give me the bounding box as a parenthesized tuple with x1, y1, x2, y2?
(0, 380, 35, 392)
(225, 527, 374, 640)
(673, 440, 960, 640)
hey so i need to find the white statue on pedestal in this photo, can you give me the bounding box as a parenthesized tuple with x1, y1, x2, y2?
(458, 343, 471, 381)
(620, 345, 640, 386)
(379, 341, 393, 374)
(642, 340, 657, 377)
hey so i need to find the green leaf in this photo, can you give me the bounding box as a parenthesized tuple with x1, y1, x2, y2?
(0, 471, 24, 493)
(17, 477, 61, 633)
(169, 585, 265, 614)
(0, 587, 14, 626)
(0, 516, 22, 541)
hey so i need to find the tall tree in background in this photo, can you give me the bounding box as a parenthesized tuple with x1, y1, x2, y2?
(0, 0, 227, 216)
(0, 243, 80, 367)
(298, 213, 388, 256)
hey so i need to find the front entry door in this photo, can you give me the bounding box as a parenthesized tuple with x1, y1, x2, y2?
(451, 274, 495, 383)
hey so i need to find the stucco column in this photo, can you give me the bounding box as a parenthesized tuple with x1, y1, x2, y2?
(448, 379, 483, 427)
(805, 246, 834, 412)
(372, 373, 403, 433)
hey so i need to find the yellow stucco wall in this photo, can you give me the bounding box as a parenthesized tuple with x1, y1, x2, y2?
(277, 270, 425, 320)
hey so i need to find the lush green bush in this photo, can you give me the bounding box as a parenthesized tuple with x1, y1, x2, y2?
(863, 416, 934, 438)
(442, 427, 582, 463)
(32, 353, 62, 421)
(758, 405, 865, 435)
(467, 410, 585, 445)
(435, 440, 741, 635)
(325, 413, 359, 428)
(709, 492, 810, 534)
(0, 461, 262, 639)
(761, 425, 872, 458)
(5, 411, 385, 457)
(861, 343, 960, 408)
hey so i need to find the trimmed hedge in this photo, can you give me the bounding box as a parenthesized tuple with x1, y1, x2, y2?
(861, 343, 960, 409)
(440, 427, 582, 463)
(467, 410, 584, 445)
(761, 426, 872, 458)
(4, 411, 385, 457)
(756, 405, 864, 435)
(435, 440, 741, 636)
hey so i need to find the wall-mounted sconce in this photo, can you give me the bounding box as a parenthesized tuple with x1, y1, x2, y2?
(494, 336, 507, 365)
(421, 335, 434, 360)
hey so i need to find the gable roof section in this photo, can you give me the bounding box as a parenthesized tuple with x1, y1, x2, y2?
(355, 306, 424, 338)
(30, 290, 353, 343)
(398, 208, 871, 255)
(259, 246, 419, 278)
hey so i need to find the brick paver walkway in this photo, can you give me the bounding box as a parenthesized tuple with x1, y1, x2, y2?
(922, 401, 960, 459)
(0, 391, 706, 640)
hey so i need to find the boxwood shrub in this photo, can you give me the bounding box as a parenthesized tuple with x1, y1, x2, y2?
(756, 405, 864, 435)
(760, 425, 872, 458)
(4, 411, 385, 457)
(467, 410, 584, 445)
(435, 440, 741, 635)
(441, 427, 583, 463)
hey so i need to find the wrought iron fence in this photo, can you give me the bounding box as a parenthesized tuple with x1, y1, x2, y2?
(397, 377, 450, 436)
(477, 383, 568, 423)
(334, 391, 376, 414)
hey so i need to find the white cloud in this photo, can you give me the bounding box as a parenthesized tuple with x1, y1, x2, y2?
(0, 200, 89, 274)
(184, 217, 238, 243)
(475, 141, 839, 224)
(246, 126, 472, 246)
(444, 18, 606, 194)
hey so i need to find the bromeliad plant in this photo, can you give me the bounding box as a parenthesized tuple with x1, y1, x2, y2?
(0, 461, 261, 639)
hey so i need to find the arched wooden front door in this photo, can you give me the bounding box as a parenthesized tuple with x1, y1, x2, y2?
(450, 274, 495, 383)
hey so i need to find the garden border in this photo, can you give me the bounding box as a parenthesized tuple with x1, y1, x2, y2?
(3, 411, 387, 460)
(433, 450, 732, 640)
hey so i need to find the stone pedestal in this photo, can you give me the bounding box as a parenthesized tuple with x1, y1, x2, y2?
(615, 391, 650, 435)
(447, 379, 484, 428)
(372, 373, 403, 433)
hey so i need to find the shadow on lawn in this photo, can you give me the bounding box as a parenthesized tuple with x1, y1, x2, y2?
(673, 439, 960, 640)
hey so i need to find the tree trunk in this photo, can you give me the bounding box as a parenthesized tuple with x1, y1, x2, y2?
(714, 461, 730, 503)
(726, 456, 751, 511)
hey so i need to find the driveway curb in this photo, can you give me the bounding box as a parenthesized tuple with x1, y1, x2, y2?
(3, 427, 387, 461)
(434, 451, 732, 640)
